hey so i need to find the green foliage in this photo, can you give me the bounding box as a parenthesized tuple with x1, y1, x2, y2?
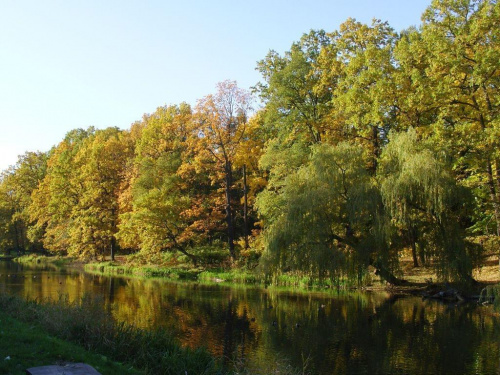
(379, 129, 478, 282)
(419, 0, 500, 236)
(318, 18, 398, 168)
(257, 142, 381, 283)
(256, 30, 331, 144)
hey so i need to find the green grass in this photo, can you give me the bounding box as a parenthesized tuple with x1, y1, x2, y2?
(0, 310, 142, 375)
(26, 252, 372, 293)
(84, 262, 202, 280)
(84, 261, 134, 275)
(197, 268, 259, 284)
(0, 293, 226, 375)
(196, 268, 368, 290)
(86, 260, 370, 293)
(13, 254, 76, 268)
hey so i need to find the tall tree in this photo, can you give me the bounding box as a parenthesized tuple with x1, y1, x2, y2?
(29, 128, 95, 254)
(195, 81, 252, 261)
(392, 27, 439, 133)
(316, 18, 398, 172)
(117, 104, 220, 265)
(256, 30, 331, 145)
(420, 0, 500, 239)
(68, 127, 133, 260)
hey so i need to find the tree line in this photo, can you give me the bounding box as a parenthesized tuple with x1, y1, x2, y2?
(1, 0, 498, 284)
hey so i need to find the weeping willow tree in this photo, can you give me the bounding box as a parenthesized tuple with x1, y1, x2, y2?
(256, 142, 395, 284)
(378, 129, 479, 283)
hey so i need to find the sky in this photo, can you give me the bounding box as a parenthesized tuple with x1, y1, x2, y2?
(0, 0, 431, 172)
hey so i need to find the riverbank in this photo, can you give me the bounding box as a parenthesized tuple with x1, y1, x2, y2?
(82, 255, 500, 298)
(0, 292, 225, 375)
(83, 260, 369, 292)
(13, 253, 500, 298)
(0, 308, 142, 375)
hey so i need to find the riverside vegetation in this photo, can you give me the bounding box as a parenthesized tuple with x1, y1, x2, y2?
(1, 0, 500, 292)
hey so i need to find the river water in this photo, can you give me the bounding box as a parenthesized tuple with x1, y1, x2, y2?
(1, 260, 499, 374)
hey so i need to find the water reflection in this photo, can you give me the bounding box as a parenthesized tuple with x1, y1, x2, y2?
(1, 261, 499, 374)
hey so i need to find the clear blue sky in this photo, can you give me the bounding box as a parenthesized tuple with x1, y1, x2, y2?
(0, 0, 431, 172)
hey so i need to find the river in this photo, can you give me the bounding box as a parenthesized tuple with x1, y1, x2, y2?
(0, 260, 499, 374)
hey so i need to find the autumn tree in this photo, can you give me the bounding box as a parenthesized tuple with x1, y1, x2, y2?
(117, 104, 222, 265)
(67, 127, 133, 260)
(29, 128, 95, 254)
(0, 152, 48, 254)
(232, 111, 268, 252)
(195, 81, 252, 261)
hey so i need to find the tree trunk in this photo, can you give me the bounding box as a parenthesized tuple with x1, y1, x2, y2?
(13, 220, 21, 256)
(370, 259, 407, 286)
(370, 125, 380, 174)
(411, 241, 419, 268)
(225, 161, 236, 260)
(110, 236, 115, 262)
(243, 164, 249, 250)
(486, 159, 500, 237)
(495, 159, 500, 236)
(373, 262, 407, 286)
(409, 225, 419, 268)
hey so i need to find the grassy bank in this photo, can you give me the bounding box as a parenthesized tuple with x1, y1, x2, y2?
(0, 309, 141, 375)
(14, 253, 426, 293)
(84, 261, 201, 280)
(0, 293, 225, 375)
(83, 261, 357, 291)
(13, 254, 77, 268)
(16, 252, 500, 296)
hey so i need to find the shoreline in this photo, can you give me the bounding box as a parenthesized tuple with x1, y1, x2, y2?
(11, 253, 499, 302)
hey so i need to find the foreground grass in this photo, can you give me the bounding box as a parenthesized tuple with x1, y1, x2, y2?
(0, 293, 225, 375)
(0, 292, 308, 375)
(0, 310, 141, 375)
